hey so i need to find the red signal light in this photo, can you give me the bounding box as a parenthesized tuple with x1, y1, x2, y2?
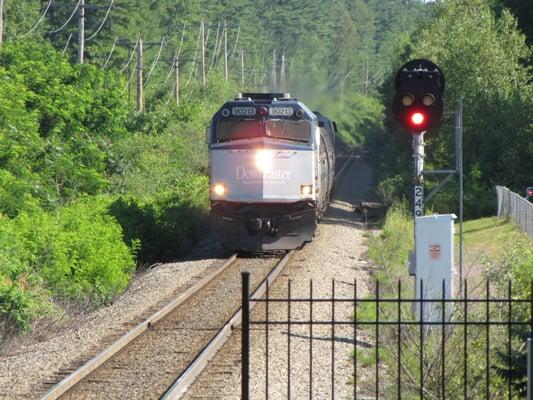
(411, 112, 425, 126)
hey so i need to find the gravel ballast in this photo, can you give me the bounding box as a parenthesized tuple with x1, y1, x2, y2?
(0, 150, 380, 400)
(0, 248, 229, 399)
(184, 153, 379, 399)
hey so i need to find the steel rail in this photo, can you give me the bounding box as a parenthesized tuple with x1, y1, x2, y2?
(39, 253, 238, 400)
(334, 148, 358, 182)
(161, 250, 294, 400)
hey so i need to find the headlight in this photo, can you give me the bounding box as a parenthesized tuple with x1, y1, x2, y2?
(300, 185, 313, 196)
(255, 150, 273, 171)
(213, 183, 226, 196)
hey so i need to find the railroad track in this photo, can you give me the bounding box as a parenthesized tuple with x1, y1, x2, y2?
(38, 149, 354, 400)
(334, 148, 359, 182)
(39, 252, 293, 400)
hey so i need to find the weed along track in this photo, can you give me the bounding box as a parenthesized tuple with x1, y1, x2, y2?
(39, 253, 293, 400)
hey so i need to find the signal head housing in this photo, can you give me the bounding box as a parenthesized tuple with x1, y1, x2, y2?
(392, 59, 445, 133)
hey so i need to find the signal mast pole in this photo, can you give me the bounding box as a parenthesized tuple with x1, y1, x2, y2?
(413, 133, 425, 218)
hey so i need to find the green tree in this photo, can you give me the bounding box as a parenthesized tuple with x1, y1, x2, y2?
(376, 0, 532, 217)
(0, 40, 129, 211)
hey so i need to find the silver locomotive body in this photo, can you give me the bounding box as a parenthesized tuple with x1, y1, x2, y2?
(207, 93, 335, 251)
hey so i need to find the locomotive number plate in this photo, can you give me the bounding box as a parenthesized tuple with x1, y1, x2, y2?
(269, 107, 294, 116)
(232, 107, 256, 116)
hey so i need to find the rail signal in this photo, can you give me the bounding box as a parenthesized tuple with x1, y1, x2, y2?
(392, 59, 445, 133)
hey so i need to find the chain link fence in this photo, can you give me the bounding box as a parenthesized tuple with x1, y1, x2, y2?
(496, 186, 533, 238)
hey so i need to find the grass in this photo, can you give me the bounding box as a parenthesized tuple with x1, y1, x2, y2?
(362, 205, 532, 398)
(460, 217, 521, 259)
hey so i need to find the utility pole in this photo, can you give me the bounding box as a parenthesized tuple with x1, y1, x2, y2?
(174, 58, 180, 106)
(223, 21, 228, 81)
(78, 0, 85, 64)
(0, 0, 4, 48)
(280, 51, 286, 91)
(271, 49, 277, 90)
(240, 49, 244, 88)
(48, 1, 112, 61)
(136, 36, 143, 112)
(200, 20, 206, 86)
(128, 46, 132, 101)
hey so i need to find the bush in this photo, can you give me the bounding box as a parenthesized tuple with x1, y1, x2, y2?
(110, 175, 210, 264)
(42, 197, 137, 303)
(0, 197, 136, 332)
(0, 278, 43, 333)
(0, 40, 129, 212)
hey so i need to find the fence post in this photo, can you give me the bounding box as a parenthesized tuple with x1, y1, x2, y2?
(242, 272, 250, 400)
(497, 186, 502, 217)
(527, 338, 533, 400)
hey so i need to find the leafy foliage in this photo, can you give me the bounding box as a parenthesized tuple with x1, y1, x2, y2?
(110, 175, 209, 264)
(0, 40, 129, 213)
(0, 198, 136, 332)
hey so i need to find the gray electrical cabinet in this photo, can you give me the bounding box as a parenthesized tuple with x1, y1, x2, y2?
(414, 214, 456, 322)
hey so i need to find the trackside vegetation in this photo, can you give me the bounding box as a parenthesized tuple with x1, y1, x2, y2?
(0, 40, 232, 335)
(0, 0, 531, 337)
(364, 206, 533, 397)
(0, 0, 422, 335)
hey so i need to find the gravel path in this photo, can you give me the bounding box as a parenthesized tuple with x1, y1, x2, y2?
(184, 152, 379, 399)
(0, 240, 229, 400)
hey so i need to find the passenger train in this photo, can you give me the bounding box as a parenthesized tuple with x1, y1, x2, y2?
(207, 93, 336, 251)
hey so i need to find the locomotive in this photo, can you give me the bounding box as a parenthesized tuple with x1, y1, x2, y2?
(206, 93, 336, 251)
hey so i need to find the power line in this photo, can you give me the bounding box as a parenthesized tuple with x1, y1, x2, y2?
(143, 37, 165, 87)
(62, 32, 73, 53)
(102, 36, 117, 68)
(119, 34, 140, 72)
(121, 60, 135, 94)
(18, 0, 53, 38)
(209, 21, 221, 73)
(163, 55, 176, 85)
(185, 28, 201, 88)
(48, 0, 81, 34)
(176, 22, 186, 60)
(231, 24, 240, 57)
(159, 21, 186, 87)
(86, 0, 113, 41)
(204, 26, 210, 52)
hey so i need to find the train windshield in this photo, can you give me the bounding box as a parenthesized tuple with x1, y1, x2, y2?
(215, 119, 311, 143)
(216, 120, 262, 142)
(265, 120, 311, 142)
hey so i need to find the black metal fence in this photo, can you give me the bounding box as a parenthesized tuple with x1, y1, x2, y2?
(241, 272, 533, 399)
